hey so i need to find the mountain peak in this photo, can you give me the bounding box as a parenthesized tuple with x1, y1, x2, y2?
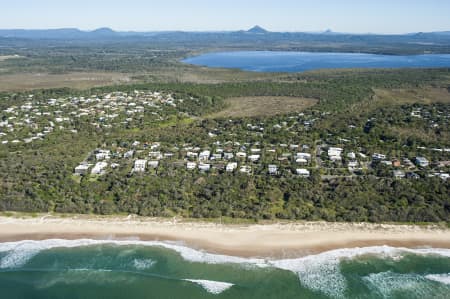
(90, 27, 116, 35)
(247, 25, 268, 34)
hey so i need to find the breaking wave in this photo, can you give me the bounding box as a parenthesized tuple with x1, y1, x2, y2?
(363, 271, 450, 299)
(184, 279, 234, 294)
(1, 239, 450, 298)
(425, 273, 450, 285)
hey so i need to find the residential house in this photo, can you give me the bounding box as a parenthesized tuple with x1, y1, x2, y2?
(199, 150, 211, 161)
(148, 161, 159, 168)
(393, 170, 405, 178)
(198, 163, 211, 172)
(123, 150, 134, 159)
(239, 165, 252, 175)
(328, 147, 343, 161)
(415, 157, 429, 167)
(223, 152, 234, 160)
(133, 159, 147, 172)
(226, 162, 238, 172)
(248, 154, 260, 162)
(186, 162, 197, 170)
(74, 164, 90, 175)
(296, 168, 310, 178)
(268, 165, 278, 175)
(91, 162, 108, 175)
(236, 152, 247, 159)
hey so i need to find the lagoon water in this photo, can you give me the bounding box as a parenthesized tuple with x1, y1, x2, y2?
(1, 239, 450, 299)
(183, 51, 450, 72)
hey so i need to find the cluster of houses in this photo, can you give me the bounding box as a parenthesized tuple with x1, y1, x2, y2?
(409, 105, 449, 129)
(73, 140, 314, 178)
(74, 138, 450, 181)
(0, 90, 190, 145)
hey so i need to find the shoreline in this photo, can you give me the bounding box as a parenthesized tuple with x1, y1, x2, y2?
(1, 215, 449, 258)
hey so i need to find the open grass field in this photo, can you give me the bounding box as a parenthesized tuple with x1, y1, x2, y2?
(373, 87, 450, 106)
(0, 72, 133, 92)
(0, 55, 23, 62)
(208, 96, 319, 118)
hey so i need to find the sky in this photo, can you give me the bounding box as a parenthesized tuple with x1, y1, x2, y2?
(1, 0, 450, 34)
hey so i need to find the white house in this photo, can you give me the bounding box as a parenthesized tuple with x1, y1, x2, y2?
(198, 163, 211, 172)
(74, 164, 90, 175)
(328, 147, 343, 161)
(393, 170, 405, 178)
(91, 162, 108, 175)
(347, 152, 356, 160)
(236, 152, 247, 159)
(148, 160, 159, 168)
(123, 150, 134, 159)
(133, 159, 147, 172)
(223, 152, 234, 160)
(296, 168, 310, 177)
(415, 157, 429, 167)
(372, 153, 386, 161)
(248, 154, 260, 162)
(239, 165, 252, 174)
(149, 151, 162, 160)
(348, 161, 359, 169)
(96, 150, 111, 160)
(210, 153, 222, 160)
(296, 153, 311, 160)
(226, 162, 238, 172)
(186, 151, 198, 159)
(186, 162, 197, 170)
(199, 150, 211, 161)
(268, 165, 278, 175)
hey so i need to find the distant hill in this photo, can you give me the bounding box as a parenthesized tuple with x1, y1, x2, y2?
(0, 28, 120, 39)
(247, 26, 269, 34)
(1, 27, 450, 51)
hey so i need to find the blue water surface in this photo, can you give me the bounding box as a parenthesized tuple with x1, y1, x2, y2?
(183, 51, 450, 72)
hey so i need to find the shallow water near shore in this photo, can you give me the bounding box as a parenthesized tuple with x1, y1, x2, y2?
(183, 51, 450, 72)
(0, 239, 450, 298)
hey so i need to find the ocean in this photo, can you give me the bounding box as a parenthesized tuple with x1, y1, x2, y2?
(182, 51, 450, 72)
(0, 239, 449, 298)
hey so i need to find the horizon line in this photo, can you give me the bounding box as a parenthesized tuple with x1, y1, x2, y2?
(0, 26, 449, 36)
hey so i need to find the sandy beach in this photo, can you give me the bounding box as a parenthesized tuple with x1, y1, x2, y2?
(0, 214, 449, 258)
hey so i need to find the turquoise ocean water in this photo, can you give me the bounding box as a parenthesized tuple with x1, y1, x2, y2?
(0, 239, 449, 298)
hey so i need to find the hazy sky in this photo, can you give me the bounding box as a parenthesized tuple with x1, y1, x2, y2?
(1, 0, 450, 33)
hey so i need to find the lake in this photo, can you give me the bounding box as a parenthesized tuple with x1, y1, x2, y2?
(183, 51, 450, 72)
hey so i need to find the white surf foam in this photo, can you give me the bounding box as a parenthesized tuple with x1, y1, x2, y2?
(184, 279, 234, 294)
(1, 239, 450, 298)
(270, 245, 450, 298)
(132, 258, 155, 270)
(363, 271, 448, 299)
(425, 273, 450, 285)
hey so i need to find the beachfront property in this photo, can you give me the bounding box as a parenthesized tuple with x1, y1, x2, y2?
(61, 99, 448, 182)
